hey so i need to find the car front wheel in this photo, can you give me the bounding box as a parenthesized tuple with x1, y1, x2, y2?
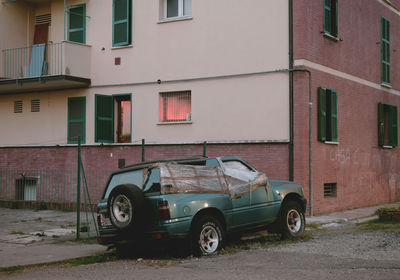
(192, 216, 225, 256)
(280, 201, 305, 239)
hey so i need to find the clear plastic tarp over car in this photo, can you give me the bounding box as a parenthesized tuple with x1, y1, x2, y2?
(150, 162, 269, 199)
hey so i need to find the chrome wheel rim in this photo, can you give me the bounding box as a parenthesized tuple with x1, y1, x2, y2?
(287, 209, 301, 233)
(200, 225, 219, 254)
(112, 194, 132, 223)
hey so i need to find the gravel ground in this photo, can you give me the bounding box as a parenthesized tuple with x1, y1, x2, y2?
(2, 221, 400, 280)
(267, 225, 400, 261)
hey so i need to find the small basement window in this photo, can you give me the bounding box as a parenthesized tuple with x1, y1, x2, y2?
(324, 183, 337, 198)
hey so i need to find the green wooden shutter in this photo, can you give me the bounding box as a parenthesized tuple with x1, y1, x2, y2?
(318, 87, 327, 142)
(95, 95, 114, 143)
(68, 97, 86, 144)
(330, 90, 338, 142)
(323, 0, 332, 34)
(113, 0, 131, 46)
(388, 105, 398, 147)
(68, 4, 86, 44)
(381, 17, 390, 85)
(333, 0, 338, 36)
(378, 103, 385, 147)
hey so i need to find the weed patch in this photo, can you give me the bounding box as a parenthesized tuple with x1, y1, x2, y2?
(357, 219, 400, 231)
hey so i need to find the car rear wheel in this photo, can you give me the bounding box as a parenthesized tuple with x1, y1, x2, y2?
(192, 216, 225, 256)
(108, 184, 144, 231)
(280, 201, 305, 239)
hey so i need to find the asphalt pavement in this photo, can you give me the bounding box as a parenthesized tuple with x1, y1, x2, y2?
(0, 201, 399, 269)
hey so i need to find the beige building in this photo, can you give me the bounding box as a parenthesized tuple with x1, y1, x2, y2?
(0, 0, 290, 146)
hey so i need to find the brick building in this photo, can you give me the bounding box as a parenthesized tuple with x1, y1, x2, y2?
(0, 0, 399, 214)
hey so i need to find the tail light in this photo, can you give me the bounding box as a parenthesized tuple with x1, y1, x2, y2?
(97, 215, 102, 227)
(158, 200, 171, 220)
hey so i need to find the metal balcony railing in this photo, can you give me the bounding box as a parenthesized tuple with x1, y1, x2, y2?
(2, 43, 63, 80)
(1, 41, 91, 81)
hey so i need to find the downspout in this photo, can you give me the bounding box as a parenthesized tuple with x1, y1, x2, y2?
(64, 0, 66, 40)
(288, 0, 313, 216)
(289, 0, 294, 182)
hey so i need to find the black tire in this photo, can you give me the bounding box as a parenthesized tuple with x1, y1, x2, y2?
(192, 216, 225, 256)
(107, 184, 145, 231)
(279, 201, 306, 239)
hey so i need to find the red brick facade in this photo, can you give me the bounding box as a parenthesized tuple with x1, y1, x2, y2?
(293, 0, 400, 214)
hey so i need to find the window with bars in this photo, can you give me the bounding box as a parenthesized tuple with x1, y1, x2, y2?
(14, 101, 23, 113)
(162, 0, 192, 19)
(68, 97, 86, 144)
(323, 0, 338, 37)
(31, 99, 40, 112)
(68, 4, 86, 44)
(381, 16, 390, 85)
(378, 103, 397, 148)
(318, 87, 338, 142)
(159, 91, 191, 123)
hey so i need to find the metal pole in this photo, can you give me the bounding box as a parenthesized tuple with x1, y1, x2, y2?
(76, 136, 81, 240)
(203, 141, 207, 157)
(141, 139, 145, 162)
(64, 0, 66, 41)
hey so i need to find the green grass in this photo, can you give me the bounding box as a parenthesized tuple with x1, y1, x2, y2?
(357, 219, 400, 231)
(10, 231, 25, 235)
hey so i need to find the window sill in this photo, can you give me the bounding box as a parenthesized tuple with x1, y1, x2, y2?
(382, 145, 394, 149)
(322, 32, 340, 42)
(157, 121, 193, 125)
(324, 141, 339, 145)
(111, 45, 133, 50)
(381, 82, 392, 89)
(158, 16, 193, 24)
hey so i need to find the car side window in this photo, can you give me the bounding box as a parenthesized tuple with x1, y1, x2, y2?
(222, 160, 257, 182)
(143, 168, 161, 193)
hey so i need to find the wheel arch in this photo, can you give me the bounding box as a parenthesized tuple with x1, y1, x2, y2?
(281, 193, 307, 213)
(190, 207, 227, 233)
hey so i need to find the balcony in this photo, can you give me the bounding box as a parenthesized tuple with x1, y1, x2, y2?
(0, 41, 91, 94)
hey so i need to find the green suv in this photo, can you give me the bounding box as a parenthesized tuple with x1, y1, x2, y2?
(97, 156, 306, 256)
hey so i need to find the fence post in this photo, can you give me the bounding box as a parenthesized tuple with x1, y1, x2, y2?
(76, 137, 81, 240)
(203, 141, 207, 157)
(142, 139, 145, 162)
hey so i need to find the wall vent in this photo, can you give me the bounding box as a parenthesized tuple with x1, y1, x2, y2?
(324, 183, 337, 198)
(36, 14, 51, 26)
(31, 99, 40, 112)
(14, 100, 23, 113)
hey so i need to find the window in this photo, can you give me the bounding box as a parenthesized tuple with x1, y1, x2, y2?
(159, 91, 191, 123)
(378, 103, 397, 148)
(323, 0, 338, 37)
(68, 4, 86, 44)
(381, 16, 390, 85)
(31, 99, 40, 112)
(95, 94, 131, 143)
(113, 0, 132, 46)
(324, 183, 337, 198)
(162, 0, 192, 19)
(68, 97, 86, 144)
(14, 100, 23, 113)
(318, 87, 338, 142)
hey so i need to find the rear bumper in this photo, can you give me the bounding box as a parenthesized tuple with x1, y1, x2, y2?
(97, 218, 191, 245)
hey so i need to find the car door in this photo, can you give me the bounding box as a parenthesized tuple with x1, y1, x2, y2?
(221, 160, 254, 228)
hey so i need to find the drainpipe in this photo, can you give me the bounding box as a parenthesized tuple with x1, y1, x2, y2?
(64, 0, 66, 41)
(288, 0, 313, 216)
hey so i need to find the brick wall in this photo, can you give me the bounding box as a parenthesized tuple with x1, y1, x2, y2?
(0, 142, 289, 179)
(294, 70, 400, 214)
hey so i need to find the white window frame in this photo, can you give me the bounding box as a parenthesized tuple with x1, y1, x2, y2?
(163, 0, 192, 20)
